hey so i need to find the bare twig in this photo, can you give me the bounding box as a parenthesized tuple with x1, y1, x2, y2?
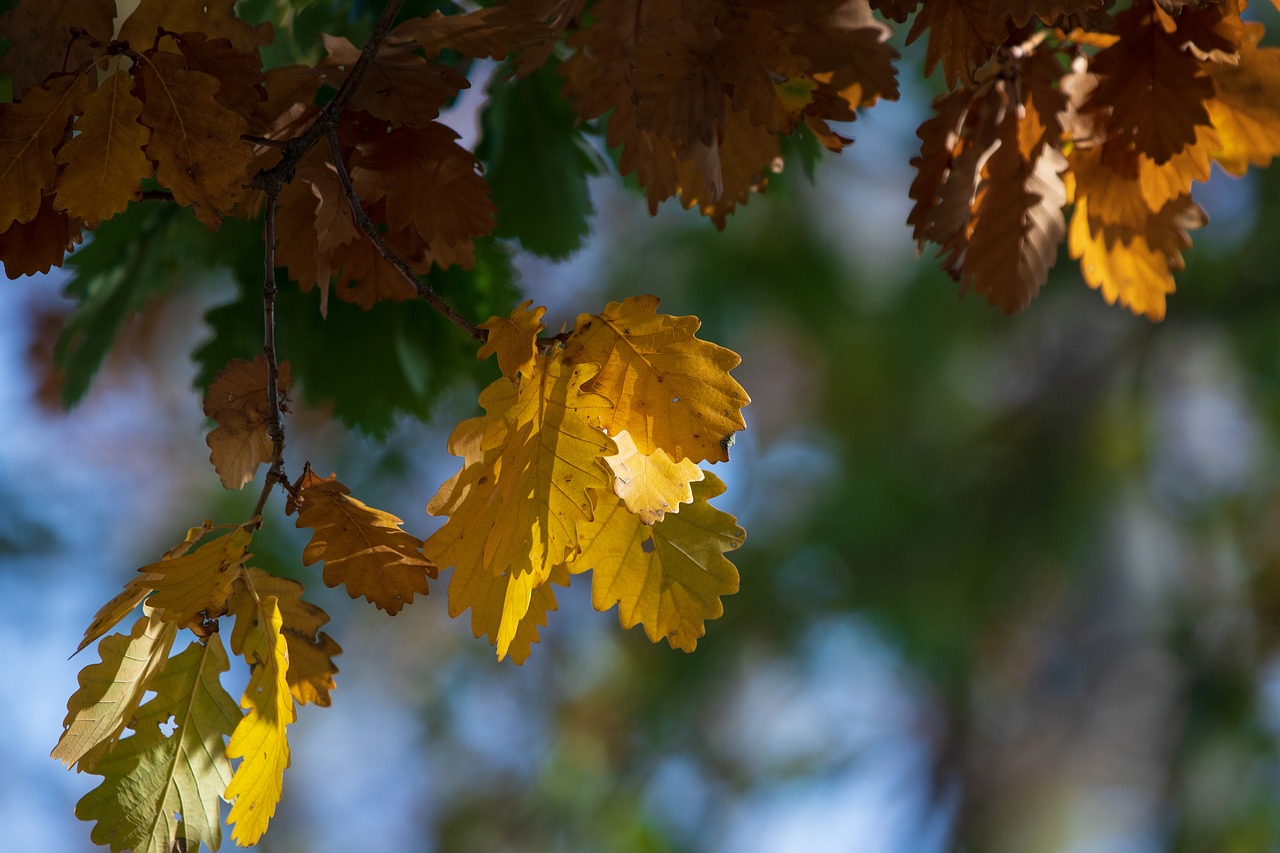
(252, 192, 289, 521)
(325, 124, 484, 341)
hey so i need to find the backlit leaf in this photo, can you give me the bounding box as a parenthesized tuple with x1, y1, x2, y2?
(203, 355, 292, 491)
(477, 299, 545, 381)
(604, 429, 704, 524)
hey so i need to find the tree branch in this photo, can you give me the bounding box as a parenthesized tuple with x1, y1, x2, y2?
(325, 124, 484, 341)
(252, 191, 289, 521)
(249, 0, 406, 192)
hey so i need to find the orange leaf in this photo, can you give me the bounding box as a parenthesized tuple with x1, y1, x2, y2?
(477, 299, 546, 381)
(1205, 23, 1280, 176)
(294, 470, 436, 615)
(203, 356, 292, 491)
(53, 69, 152, 225)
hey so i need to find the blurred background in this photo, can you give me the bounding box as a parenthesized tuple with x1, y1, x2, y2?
(7, 3, 1280, 851)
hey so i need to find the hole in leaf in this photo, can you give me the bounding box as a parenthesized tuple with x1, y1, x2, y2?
(159, 715, 178, 737)
(641, 538, 656, 554)
(173, 811, 183, 822)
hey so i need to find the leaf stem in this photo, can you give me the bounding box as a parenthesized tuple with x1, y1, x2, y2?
(325, 124, 484, 341)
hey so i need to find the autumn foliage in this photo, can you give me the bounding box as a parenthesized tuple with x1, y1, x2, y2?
(2, 0, 1276, 848)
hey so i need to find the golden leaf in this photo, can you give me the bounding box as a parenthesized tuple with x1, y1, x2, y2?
(424, 355, 617, 657)
(53, 607, 178, 772)
(140, 526, 252, 627)
(53, 69, 152, 226)
(604, 429, 704, 524)
(0, 72, 88, 233)
(203, 355, 292, 491)
(570, 473, 743, 652)
(294, 470, 436, 615)
(1205, 22, 1280, 176)
(563, 295, 749, 464)
(232, 568, 341, 707)
(136, 50, 254, 229)
(225, 595, 293, 846)
(478, 299, 546, 381)
(449, 561, 569, 664)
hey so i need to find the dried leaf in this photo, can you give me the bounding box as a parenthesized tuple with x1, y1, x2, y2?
(0, 0, 114, 96)
(118, 0, 271, 53)
(139, 526, 252, 627)
(604, 429, 705, 524)
(906, 0, 1008, 87)
(1205, 23, 1280, 175)
(53, 69, 152, 225)
(0, 72, 88, 232)
(0, 193, 82, 279)
(294, 470, 436, 615)
(203, 355, 292, 491)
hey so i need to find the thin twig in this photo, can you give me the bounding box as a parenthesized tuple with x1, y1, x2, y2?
(326, 124, 484, 341)
(140, 189, 174, 202)
(252, 191, 289, 521)
(249, 0, 406, 191)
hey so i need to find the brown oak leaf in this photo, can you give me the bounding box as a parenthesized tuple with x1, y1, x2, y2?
(203, 356, 292, 491)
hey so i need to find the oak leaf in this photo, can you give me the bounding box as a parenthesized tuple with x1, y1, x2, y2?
(232, 568, 342, 707)
(139, 526, 252, 628)
(604, 429, 704, 524)
(75, 634, 240, 853)
(225, 595, 293, 846)
(563, 295, 750, 464)
(136, 50, 254, 229)
(477, 299, 546, 381)
(52, 608, 178, 772)
(906, 0, 1008, 87)
(0, 72, 88, 232)
(1084, 0, 1214, 164)
(174, 31, 267, 118)
(0, 193, 82, 279)
(1205, 23, 1280, 176)
(204, 355, 292, 491)
(293, 469, 436, 615)
(118, 0, 272, 53)
(53, 69, 152, 225)
(570, 473, 743, 652)
(320, 34, 466, 128)
(449, 561, 570, 664)
(424, 354, 617, 657)
(0, 0, 113, 96)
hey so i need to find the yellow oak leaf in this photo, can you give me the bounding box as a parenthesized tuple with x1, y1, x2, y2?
(203, 355, 292, 491)
(118, 0, 272, 54)
(74, 521, 222, 654)
(570, 472, 743, 652)
(449, 561, 570, 664)
(136, 50, 254, 229)
(293, 469, 436, 615)
(0, 72, 88, 233)
(140, 526, 252, 628)
(424, 354, 615, 581)
(1205, 22, 1280, 176)
(604, 429, 704, 524)
(563, 295, 749, 464)
(225, 595, 293, 847)
(232, 568, 341, 707)
(53, 69, 152, 226)
(75, 634, 241, 853)
(477, 299, 546, 381)
(1069, 194, 1206, 320)
(53, 607, 178, 773)
(0, 192, 83, 279)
